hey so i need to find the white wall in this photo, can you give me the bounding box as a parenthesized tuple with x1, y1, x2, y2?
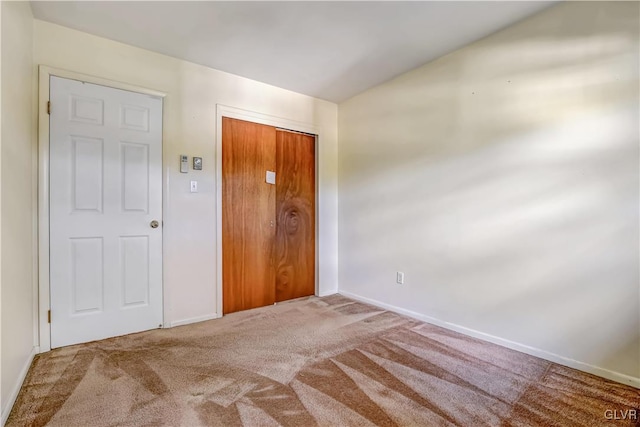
(338, 1, 639, 386)
(1, 1, 36, 422)
(33, 20, 339, 329)
(0, 0, 3, 413)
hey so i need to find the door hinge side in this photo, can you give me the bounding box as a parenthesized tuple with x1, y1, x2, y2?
(47, 101, 51, 115)
(48, 310, 51, 323)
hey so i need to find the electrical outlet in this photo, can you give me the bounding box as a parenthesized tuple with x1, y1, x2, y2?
(396, 271, 405, 284)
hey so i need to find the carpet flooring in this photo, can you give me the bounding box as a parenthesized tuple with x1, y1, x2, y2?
(7, 295, 640, 426)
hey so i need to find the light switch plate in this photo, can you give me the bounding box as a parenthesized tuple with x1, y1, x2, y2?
(266, 170, 276, 185)
(190, 181, 198, 193)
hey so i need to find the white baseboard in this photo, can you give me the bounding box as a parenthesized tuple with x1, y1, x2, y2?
(317, 289, 338, 297)
(168, 313, 220, 328)
(338, 290, 640, 389)
(1, 346, 38, 426)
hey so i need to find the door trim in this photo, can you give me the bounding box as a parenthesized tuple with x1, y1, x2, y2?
(37, 65, 167, 352)
(215, 105, 321, 317)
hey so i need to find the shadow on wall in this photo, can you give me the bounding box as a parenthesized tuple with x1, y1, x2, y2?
(338, 2, 640, 378)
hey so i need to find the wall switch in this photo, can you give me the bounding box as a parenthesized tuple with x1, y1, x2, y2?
(396, 271, 405, 284)
(190, 181, 198, 193)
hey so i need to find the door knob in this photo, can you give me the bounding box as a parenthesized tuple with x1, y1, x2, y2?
(150, 220, 159, 229)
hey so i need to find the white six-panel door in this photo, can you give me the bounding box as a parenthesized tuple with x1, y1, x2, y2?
(49, 76, 163, 348)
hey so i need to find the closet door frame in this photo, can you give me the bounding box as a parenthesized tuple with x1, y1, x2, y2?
(215, 105, 320, 317)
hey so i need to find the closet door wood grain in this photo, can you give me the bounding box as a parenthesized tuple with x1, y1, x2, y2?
(222, 117, 276, 314)
(275, 130, 315, 302)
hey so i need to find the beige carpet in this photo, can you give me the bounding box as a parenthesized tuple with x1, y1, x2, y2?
(7, 295, 640, 426)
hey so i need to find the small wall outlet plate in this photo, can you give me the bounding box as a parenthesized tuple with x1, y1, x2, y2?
(396, 271, 405, 284)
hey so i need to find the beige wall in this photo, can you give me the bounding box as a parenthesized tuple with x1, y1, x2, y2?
(1, 1, 36, 421)
(0, 0, 3, 412)
(33, 20, 339, 329)
(338, 1, 639, 386)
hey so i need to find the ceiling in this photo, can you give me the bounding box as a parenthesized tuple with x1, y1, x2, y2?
(30, 1, 555, 103)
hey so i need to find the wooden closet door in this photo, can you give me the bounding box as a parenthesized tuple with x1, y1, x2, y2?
(275, 130, 316, 302)
(222, 117, 276, 314)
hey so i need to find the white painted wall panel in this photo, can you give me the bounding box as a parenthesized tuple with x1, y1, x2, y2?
(71, 237, 103, 313)
(72, 136, 103, 212)
(121, 236, 149, 307)
(120, 104, 149, 132)
(121, 142, 148, 212)
(70, 95, 103, 125)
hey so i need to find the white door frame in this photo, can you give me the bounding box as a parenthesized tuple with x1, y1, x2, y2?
(38, 65, 167, 352)
(215, 105, 321, 316)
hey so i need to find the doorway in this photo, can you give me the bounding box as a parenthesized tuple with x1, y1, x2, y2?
(48, 76, 164, 348)
(222, 117, 316, 314)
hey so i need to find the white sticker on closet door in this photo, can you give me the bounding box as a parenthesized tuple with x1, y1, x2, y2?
(266, 170, 276, 185)
(121, 142, 149, 213)
(120, 236, 149, 307)
(72, 136, 103, 213)
(70, 237, 104, 314)
(69, 95, 104, 125)
(120, 104, 150, 132)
